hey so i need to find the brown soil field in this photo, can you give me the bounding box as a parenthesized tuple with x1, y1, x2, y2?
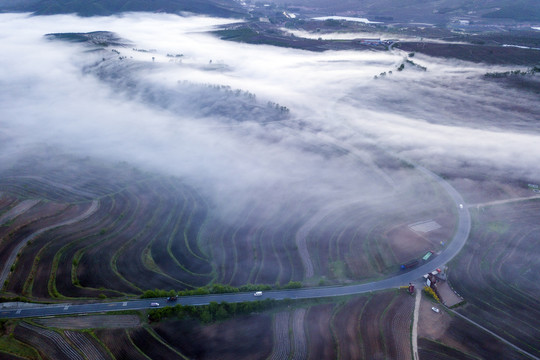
(14, 322, 84, 360)
(128, 327, 184, 359)
(436, 281, 462, 307)
(332, 297, 368, 359)
(395, 42, 540, 65)
(449, 200, 540, 357)
(418, 294, 530, 359)
(385, 225, 434, 264)
(95, 328, 148, 360)
(0, 352, 27, 360)
(153, 315, 273, 360)
(269, 311, 291, 360)
(305, 304, 336, 359)
(418, 338, 478, 360)
(64, 330, 112, 360)
(449, 177, 535, 205)
(34, 315, 141, 329)
(307, 169, 456, 283)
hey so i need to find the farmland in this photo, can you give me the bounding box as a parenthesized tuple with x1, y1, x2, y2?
(446, 199, 540, 358)
(0, 152, 456, 303)
(2, 290, 416, 359)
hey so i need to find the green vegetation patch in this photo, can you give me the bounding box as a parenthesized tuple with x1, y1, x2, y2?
(329, 261, 347, 280)
(0, 334, 41, 359)
(486, 221, 510, 234)
(148, 299, 279, 323)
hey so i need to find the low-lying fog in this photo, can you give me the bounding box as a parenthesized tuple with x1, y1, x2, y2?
(1, 12, 539, 219)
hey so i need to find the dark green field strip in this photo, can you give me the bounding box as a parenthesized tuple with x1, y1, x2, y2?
(418, 338, 479, 360)
(128, 327, 185, 360)
(5, 204, 86, 294)
(95, 329, 150, 360)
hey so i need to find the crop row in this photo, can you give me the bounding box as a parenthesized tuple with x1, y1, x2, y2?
(449, 200, 540, 357)
(2, 174, 219, 299)
(14, 322, 84, 360)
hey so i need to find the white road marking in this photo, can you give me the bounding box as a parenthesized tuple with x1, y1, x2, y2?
(16, 309, 21, 314)
(122, 302, 127, 306)
(63, 306, 69, 310)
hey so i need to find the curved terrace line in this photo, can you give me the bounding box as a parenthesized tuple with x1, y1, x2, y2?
(0, 164, 470, 320)
(0, 200, 100, 288)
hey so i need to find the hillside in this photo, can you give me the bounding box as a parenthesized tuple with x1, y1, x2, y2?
(0, 0, 245, 17)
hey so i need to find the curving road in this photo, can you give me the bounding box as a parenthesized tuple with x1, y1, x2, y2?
(0, 166, 470, 320)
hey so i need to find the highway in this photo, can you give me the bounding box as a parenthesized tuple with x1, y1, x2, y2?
(0, 165, 471, 320)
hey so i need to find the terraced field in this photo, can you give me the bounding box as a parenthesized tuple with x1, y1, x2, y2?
(1, 155, 455, 300)
(307, 169, 456, 282)
(7, 290, 415, 359)
(265, 290, 415, 359)
(448, 199, 540, 358)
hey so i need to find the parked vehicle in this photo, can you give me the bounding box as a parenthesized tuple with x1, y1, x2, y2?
(431, 307, 440, 313)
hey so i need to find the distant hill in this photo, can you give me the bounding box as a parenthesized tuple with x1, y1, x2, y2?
(0, 0, 246, 17)
(260, 0, 540, 23)
(482, 1, 540, 22)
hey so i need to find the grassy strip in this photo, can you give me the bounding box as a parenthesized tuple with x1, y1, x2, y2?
(88, 331, 116, 360)
(140, 281, 301, 299)
(125, 329, 152, 360)
(329, 299, 345, 359)
(0, 333, 42, 359)
(23, 244, 50, 297)
(149, 298, 279, 323)
(144, 326, 190, 360)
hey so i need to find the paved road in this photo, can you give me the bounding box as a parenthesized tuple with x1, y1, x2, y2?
(0, 166, 470, 320)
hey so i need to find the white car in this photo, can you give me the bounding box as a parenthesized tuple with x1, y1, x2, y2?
(150, 302, 160, 307)
(253, 291, 263, 297)
(431, 306, 440, 313)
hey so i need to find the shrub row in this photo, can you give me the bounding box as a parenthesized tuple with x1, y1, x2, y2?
(147, 299, 279, 323)
(423, 286, 440, 302)
(141, 281, 302, 299)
